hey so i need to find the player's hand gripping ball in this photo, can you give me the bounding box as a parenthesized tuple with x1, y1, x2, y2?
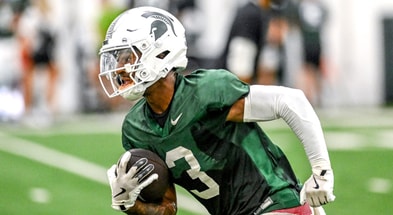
(126, 149, 170, 202)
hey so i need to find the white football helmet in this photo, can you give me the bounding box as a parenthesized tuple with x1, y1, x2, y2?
(99, 6, 188, 101)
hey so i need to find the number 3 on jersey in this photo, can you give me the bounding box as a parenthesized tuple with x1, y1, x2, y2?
(166, 146, 220, 199)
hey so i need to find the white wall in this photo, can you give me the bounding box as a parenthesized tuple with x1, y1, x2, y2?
(322, 0, 393, 107)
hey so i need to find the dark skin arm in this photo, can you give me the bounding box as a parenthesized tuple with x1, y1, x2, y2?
(124, 183, 177, 215)
(226, 98, 245, 122)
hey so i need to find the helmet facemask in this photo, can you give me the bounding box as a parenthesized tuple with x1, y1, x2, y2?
(99, 46, 149, 101)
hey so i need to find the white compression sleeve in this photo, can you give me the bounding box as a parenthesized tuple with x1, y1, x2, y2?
(244, 85, 331, 169)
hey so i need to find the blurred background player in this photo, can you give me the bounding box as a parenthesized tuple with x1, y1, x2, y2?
(16, 0, 59, 124)
(258, 9, 289, 85)
(218, 0, 270, 84)
(218, 0, 289, 85)
(296, 0, 328, 106)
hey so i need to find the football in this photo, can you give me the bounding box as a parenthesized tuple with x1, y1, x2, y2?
(126, 148, 170, 203)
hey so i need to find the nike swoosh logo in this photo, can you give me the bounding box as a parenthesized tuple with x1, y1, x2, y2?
(170, 113, 183, 126)
(113, 188, 126, 198)
(312, 176, 320, 189)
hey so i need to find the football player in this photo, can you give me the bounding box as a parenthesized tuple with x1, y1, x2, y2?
(101, 5, 335, 215)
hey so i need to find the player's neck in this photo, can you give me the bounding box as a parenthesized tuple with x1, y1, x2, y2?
(145, 72, 176, 114)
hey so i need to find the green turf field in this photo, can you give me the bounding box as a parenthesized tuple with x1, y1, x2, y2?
(1, 108, 393, 214)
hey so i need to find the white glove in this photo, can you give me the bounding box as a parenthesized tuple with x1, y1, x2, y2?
(300, 168, 335, 207)
(107, 151, 158, 211)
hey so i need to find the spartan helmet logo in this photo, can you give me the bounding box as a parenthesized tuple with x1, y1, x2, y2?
(142, 11, 177, 41)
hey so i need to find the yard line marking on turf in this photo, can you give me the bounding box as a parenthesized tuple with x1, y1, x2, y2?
(0, 132, 109, 184)
(367, 178, 392, 194)
(30, 187, 51, 204)
(0, 132, 208, 214)
(324, 132, 366, 150)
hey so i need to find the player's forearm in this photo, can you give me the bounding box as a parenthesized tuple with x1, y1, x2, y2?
(275, 88, 331, 168)
(124, 199, 177, 215)
(275, 88, 330, 168)
(243, 85, 331, 168)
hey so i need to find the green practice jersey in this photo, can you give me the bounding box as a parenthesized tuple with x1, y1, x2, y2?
(121, 69, 302, 214)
